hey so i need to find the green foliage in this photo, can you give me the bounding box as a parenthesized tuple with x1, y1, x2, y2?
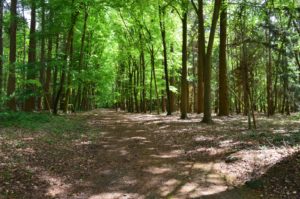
(0, 112, 83, 134)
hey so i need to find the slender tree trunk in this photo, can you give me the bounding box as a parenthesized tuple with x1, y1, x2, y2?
(218, 0, 229, 116)
(38, 0, 46, 111)
(44, 8, 53, 111)
(7, 0, 17, 111)
(197, 0, 205, 114)
(266, 9, 274, 116)
(0, 0, 3, 93)
(180, 11, 188, 119)
(63, 30, 75, 113)
(53, 5, 79, 115)
(75, 6, 88, 111)
(202, 0, 222, 123)
(191, 0, 204, 114)
(24, 0, 37, 112)
(159, 6, 172, 115)
(45, 36, 52, 111)
(150, 47, 160, 114)
(170, 44, 176, 112)
(283, 48, 290, 115)
(52, 34, 59, 109)
(140, 49, 146, 113)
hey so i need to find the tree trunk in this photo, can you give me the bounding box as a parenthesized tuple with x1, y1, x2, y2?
(197, 0, 205, 114)
(0, 0, 3, 93)
(266, 9, 274, 116)
(150, 46, 160, 114)
(202, 0, 222, 123)
(6, 0, 17, 110)
(45, 8, 53, 111)
(75, 6, 88, 111)
(38, 0, 46, 111)
(24, 0, 37, 112)
(159, 6, 172, 115)
(53, 5, 79, 115)
(180, 11, 188, 119)
(218, 0, 229, 116)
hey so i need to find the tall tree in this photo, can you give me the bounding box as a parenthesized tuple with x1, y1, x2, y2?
(191, 0, 205, 114)
(0, 0, 3, 93)
(53, 1, 79, 115)
(44, 7, 53, 111)
(7, 0, 17, 110)
(180, 1, 189, 119)
(202, 0, 221, 123)
(38, 0, 46, 110)
(159, 5, 172, 115)
(218, 0, 229, 116)
(24, 0, 37, 112)
(266, 5, 274, 116)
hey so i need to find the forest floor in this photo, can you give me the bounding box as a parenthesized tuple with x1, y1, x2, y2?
(0, 109, 300, 199)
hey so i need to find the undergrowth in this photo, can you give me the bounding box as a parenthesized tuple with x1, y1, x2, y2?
(0, 111, 84, 134)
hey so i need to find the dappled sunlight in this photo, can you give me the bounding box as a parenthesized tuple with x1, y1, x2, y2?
(16, 147, 35, 155)
(151, 149, 184, 159)
(215, 146, 300, 185)
(194, 135, 215, 142)
(159, 178, 181, 196)
(175, 183, 228, 198)
(39, 171, 71, 198)
(2, 109, 300, 198)
(143, 166, 172, 174)
(88, 192, 144, 199)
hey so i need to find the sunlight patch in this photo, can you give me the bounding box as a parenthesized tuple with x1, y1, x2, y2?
(215, 146, 300, 185)
(39, 171, 71, 198)
(160, 178, 181, 196)
(143, 166, 172, 174)
(89, 192, 144, 199)
(151, 150, 184, 159)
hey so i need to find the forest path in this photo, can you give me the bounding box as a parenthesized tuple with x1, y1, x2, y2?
(1, 109, 300, 198)
(63, 109, 262, 199)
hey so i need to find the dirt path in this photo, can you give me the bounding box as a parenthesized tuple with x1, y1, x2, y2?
(1, 109, 300, 198)
(76, 110, 242, 199)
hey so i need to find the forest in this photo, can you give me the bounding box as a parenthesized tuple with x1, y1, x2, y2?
(0, 0, 300, 198)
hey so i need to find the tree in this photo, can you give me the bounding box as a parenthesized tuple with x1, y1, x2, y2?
(24, 0, 37, 112)
(159, 5, 172, 115)
(180, 0, 189, 119)
(7, 0, 17, 111)
(191, 0, 205, 114)
(53, 0, 79, 114)
(196, 0, 221, 123)
(38, 0, 46, 111)
(218, 0, 229, 116)
(0, 0, 3, 93)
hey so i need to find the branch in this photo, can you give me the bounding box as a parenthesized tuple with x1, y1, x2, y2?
(191, 0, 199, 15)
(170, 4, 183, 20)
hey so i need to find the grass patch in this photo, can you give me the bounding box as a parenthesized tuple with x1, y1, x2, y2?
(0, 111, 84, 135)
(291, 113, 300, 120)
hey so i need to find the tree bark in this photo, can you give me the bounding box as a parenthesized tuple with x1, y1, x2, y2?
(0, 0, 3, 93)
(53, 4, 79, 115)
(218, 0, 229, 116)
(202, 0, 222, 123)
(180, 11, 188, 119)
(159, 6, 172, 115)
(38, 0, 46, 111)
(24, 0, 37, 112)
(266, 8, 274, 116)
(193, 0, 205, 114)
(7, 0, 17, 111)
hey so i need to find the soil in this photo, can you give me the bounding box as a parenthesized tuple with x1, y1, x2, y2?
(0, 109, 300, 199)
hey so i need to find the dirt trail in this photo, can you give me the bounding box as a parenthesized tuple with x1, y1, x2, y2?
(63, 110, 261, 199)
(1, 109, 300, 198)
